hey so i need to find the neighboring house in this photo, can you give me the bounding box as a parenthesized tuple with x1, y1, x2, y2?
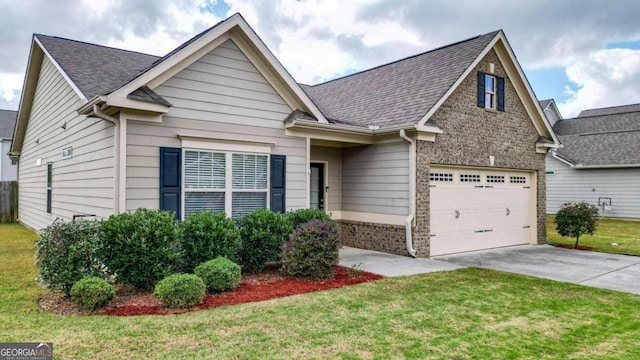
(546, 103, 640, 219)
(10, 13, 559, 257)
(0, 109, 18, 181)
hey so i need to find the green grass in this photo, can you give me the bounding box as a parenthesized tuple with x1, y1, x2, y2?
(547, 215, 640, 256)
(2, 223, 640, 359)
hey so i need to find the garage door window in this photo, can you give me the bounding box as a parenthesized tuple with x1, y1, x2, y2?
(430, 172, 453, 182)
(510, 176, 526, 184)
(486, 175, 505, 183)
(460, 174, 481, 182)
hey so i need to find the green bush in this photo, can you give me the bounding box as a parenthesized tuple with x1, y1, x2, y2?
(286, 208, 334, 230)
(236, 209, 293, 273)
(153, 274, 206, 308)
(70, 276, 115, 310)
(180, 211, 240, 271)
(194, 257, 241, 293)
(555, 202, 599, 248)
(281, 220, 340, 280)
(35, 220, 103, 296)
(98, 209, 181, 289)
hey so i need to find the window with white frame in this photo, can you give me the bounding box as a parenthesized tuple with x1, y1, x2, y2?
(484, 74, 496, 109)
(183, 150, 268, 219)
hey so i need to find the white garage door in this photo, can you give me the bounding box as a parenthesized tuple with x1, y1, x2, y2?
(429, 167, 534, 256)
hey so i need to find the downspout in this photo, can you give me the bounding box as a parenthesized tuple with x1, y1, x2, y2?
(93, 104, 120, 213)
(399, 129, 417, 257)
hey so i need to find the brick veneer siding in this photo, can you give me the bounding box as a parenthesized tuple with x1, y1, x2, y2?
(414, 49, 547, 257)
(337, 221, 409, 256)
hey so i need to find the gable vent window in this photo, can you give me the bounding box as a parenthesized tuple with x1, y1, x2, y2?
(510, 176, 526, 184)
(486, 175, 505, 183)
(477, 71, 505, 111)
(460, 174, 481, 183)
(429, 172, 453, 182)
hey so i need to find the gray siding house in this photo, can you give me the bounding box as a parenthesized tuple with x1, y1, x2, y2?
(546, 103, 640, 219)
(0, 110, 18, 181)
(11, 13, 559, 257)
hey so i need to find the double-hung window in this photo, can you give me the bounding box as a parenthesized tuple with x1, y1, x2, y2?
(484, 74, 496, 110)
(183, 150, 268, 218)
(477, 71, 505, 111)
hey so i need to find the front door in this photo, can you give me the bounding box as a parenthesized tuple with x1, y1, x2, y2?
(310, 163, 325, 210)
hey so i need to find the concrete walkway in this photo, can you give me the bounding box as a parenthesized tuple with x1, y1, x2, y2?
(339, 245, 640, 295)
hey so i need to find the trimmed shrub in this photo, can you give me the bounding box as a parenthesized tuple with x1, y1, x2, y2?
(70, 276, 115, 310)
(236, 209, 293, 273)
(194, 257, 241, 293)
(555, 202, 599, 248)
(35, 220, 103, 296)
(153, 274, 206, 308)
(286, 208, 334, 230)
(98, 209, 181, 289)
(281, 220, 340, 280)
(180, 211, 240, 271)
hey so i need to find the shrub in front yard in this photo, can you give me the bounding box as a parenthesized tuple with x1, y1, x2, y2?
(286, 208, 334, 230)
(281, 220, 340, 280)
(153, 274, 206, 308)
(98, 209, 180, 289)
(180, 211, 240, 271)
(236, 209, 293, 273)
(70, 276, 115, 311)
(194, 257, 241, 293)
(35, 220, 103, 296)
(555, 202, 599, 248)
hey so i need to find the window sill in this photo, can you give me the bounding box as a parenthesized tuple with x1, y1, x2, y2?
(484, 108, 500, 113)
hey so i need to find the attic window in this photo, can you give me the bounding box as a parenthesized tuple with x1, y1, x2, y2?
(477, 71, 505, 111)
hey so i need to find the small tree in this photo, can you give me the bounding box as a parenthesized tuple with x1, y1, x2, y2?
(554, 202, 599, 248)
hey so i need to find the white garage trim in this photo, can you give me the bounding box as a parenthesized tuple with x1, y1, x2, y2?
(429, 166, 537, 256)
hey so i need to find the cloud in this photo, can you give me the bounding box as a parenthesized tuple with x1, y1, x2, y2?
(558, 48, 640, 117)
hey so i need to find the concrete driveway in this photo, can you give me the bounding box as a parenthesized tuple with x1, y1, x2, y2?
(437, 245, 640, 295)
(339, 245, 640, 295)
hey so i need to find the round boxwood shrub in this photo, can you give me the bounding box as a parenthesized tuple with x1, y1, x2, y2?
(555, 201, 599, 249)
(180, 211, 241, 271)
(194, 257, 241, 293)
(281, 220, 340, 280)
(287, 208, 334, 230)
(70, 276, 115, 311)
(236, 209, 293, 273)
(35, 220, 103, 296)
(153, 274, 206, 309)
(98, 209, 181, 289)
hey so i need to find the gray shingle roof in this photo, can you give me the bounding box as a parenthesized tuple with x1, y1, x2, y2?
(0, 109, 17, 139)
(577, 103, 640, 118)
(35, 34, 160, 99)
(553, 110, 640, 166)
(301, 31, 500, 128)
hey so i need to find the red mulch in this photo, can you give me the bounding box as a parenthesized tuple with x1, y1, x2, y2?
(91, 266, 381, 316)
(552, 244, 594, 251)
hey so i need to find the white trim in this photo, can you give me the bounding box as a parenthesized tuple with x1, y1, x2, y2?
(529, 170, 538, 244)
(305, 137, 310, 208)
(178, 135, 275, 154)
(330, 211, 406, 226)
(34, 37, 87, 101)
(118, 116, 127, 212)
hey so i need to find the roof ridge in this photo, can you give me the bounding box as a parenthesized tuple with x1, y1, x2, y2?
(578, 129, 640, 136)
(35, 34, 160, 58)
(309, 30, 501, 87)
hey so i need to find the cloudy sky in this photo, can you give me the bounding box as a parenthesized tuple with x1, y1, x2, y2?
(0, 0, 639, 118)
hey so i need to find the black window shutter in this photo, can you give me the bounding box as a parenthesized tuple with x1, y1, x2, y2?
(270, 154, 286, 213)
(159, 147, 181, 220)
(477, 71, 485, 108)
(497, 76, 505, 112)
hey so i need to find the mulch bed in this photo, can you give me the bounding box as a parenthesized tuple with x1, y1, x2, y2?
(39, 266, 382, 317)
(551, 243, 594, 251)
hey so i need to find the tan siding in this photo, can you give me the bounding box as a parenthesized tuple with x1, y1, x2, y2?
(341, 142, 409, 215)
(546, 156, 640, 218)
(18, 56, 115, 231)
(310, 146, 342, 212)
(126, 39, 306, 212)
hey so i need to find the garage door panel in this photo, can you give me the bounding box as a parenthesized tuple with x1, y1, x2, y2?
(429, 167, 533, 256)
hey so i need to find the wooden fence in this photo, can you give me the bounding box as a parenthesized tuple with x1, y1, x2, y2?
(0, 181, 18, 223)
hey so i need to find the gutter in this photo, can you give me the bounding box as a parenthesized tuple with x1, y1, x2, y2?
(92, 104, 124, 213)
(399, 129, 417, 257)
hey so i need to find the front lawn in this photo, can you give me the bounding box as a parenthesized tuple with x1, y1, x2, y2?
(547, 215, 640, 256)
(2, 224, 639, 359)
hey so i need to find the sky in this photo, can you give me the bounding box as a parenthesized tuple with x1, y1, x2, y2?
(0, 0, 639, 118)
